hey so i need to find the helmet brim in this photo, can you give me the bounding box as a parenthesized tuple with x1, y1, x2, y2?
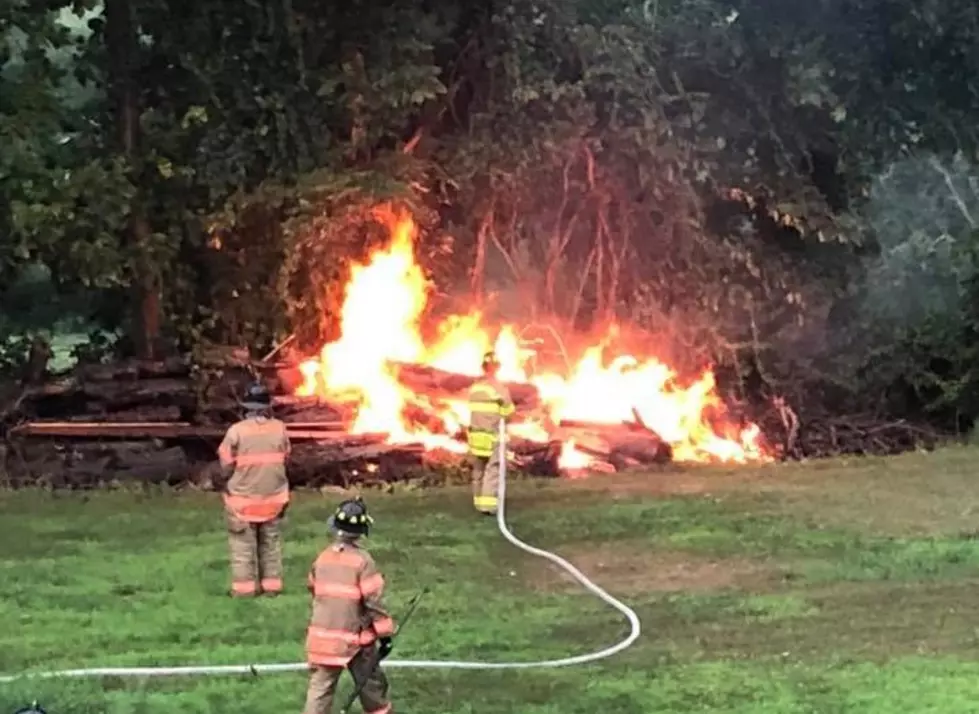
(240, 400, 271, 411)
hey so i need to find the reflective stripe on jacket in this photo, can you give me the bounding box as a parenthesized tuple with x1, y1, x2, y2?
(305, 541, 396, 666)
(467, 378, 515, 456)
(218, 416, 291, 522)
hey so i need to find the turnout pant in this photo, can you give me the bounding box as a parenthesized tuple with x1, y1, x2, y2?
(469, 447, 500, 514)
(226, 508, 284, 596)
(304, 646, 392, 714)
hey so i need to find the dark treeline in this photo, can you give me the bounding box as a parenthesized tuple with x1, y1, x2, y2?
(2, 0, 979, 435)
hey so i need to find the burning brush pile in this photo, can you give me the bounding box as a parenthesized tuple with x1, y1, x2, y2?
(287, 209, 769, 474)
(1, 209, 771, 488)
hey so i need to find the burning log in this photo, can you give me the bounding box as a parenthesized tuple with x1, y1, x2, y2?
(392, 363, 540, 411)
(270, 363, 306, 394)
(508, 438, 562, 477)
(3, 324, 784, 488)
(557, 419, 673, 466)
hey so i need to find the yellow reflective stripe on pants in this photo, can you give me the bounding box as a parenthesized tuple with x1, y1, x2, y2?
(474, 495, 498, 510)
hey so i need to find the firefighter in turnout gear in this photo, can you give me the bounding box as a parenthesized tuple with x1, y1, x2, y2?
(304, 498, 396, 714)
(217, 381, 291, 597)
(466, 350, 515, 515)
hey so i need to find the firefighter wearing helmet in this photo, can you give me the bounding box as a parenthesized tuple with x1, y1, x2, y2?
(304, 497, 396, 714)
(466, 350, 515, 515)
(216, 380, 292, 597)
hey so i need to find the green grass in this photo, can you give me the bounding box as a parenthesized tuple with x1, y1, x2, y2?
(3, 447, 979, 712)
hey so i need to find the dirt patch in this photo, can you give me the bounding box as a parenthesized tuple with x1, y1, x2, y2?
(529, 543, 779, 595)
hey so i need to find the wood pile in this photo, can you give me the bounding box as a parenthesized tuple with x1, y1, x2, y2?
(790, 414, 944, 459)
(555, 417, 674, 470)
(0, 350, 575, 489)
(391, 362, 541, 411)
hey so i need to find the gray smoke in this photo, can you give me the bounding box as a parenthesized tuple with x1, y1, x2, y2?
(860, 152, 979, 327)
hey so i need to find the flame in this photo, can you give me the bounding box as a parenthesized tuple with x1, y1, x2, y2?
(297, 207, 770, 470)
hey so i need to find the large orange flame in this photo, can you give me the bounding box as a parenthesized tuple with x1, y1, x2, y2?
(297, 207, 769, 470)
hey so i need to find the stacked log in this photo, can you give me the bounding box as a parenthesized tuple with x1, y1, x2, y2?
(0, 350, 678, 488)
(391, 363, 540, 412)
(1, 354, 352, 425)
(556, 416, 673, 472)
(794, 414, 943, 459)
(0, 350, 565, 488)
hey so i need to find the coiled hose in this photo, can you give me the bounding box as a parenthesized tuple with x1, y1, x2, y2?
(1, 420, 641, 681)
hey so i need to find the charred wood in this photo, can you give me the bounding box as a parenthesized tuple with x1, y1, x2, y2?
(508, 438, 562, 477)
(286, 440, 425, 488)
(194, 345, 252, 368)
(795, 414, 944, 458)
(8, 421, 350, 440)
(8, 442, 189, 488)
(70, 406, 182, 422)
(556, 420, 673, 464)
(75, 357, 192, 381)
(392, 363, 540, 410)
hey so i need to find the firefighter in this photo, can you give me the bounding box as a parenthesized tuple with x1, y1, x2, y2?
(216, 381, 291, 597)
(304, 497, 396, 714)
(466, 350, 515, 515)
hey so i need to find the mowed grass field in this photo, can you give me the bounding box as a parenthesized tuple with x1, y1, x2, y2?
(4, 448, 979, 713)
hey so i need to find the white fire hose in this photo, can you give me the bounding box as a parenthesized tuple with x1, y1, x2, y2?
(1, 419, 641, 682)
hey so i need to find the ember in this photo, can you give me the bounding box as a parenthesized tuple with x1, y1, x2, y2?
(294, 206, 769, 472)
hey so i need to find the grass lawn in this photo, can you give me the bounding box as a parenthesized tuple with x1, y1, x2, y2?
(3, 447, 979, 712)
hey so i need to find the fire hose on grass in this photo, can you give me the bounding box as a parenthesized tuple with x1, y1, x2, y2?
(0, 419, 641, 685)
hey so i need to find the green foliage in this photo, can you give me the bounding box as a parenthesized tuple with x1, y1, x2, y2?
(0, 333, 33, 377)
(837, 154, 979, 421)
(2, 0, 979, 423)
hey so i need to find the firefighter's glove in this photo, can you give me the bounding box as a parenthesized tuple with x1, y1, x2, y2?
(378, 637, 394, 660)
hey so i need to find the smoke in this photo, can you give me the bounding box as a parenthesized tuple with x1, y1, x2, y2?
(859, 152, 979, 328)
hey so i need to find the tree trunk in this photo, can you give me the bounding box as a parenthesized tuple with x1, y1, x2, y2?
(105, 0, 161, 359)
